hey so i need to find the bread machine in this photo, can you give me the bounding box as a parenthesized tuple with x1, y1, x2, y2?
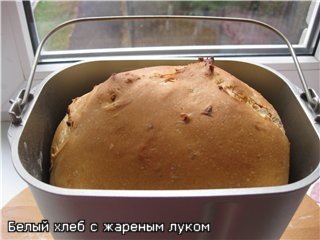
(8, 16, 320, 239)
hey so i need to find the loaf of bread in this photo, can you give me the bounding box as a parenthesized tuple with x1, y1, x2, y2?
(50, 58, 289, 189)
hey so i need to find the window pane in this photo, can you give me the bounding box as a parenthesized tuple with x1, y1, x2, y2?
(30, 0, 319, 56)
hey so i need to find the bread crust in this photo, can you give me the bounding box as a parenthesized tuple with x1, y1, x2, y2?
(50, 60, 290, 189)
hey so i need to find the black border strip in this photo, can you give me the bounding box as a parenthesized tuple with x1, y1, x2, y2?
(22, 0, 38, 54)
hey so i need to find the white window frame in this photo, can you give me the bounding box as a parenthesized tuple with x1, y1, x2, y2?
(35, 0, 320, 62)
(2, 0, 320, 121)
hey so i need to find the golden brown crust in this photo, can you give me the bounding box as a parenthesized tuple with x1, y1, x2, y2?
(50, 60, 290, 189)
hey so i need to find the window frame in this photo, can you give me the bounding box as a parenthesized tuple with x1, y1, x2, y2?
(2, 0, 320, 121)
(24, 0, 320, 63)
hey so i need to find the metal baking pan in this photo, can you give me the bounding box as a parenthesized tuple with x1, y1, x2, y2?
(8, 16, 320, 239)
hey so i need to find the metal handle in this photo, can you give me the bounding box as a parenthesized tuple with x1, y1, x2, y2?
(9, 15, 320, 125)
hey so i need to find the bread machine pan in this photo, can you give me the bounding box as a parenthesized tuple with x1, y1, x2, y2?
(8, 58, 319, 239)
(7, 13, 320, 240)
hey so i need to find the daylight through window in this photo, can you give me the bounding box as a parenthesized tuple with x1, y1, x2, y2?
(26, 0, 320, 62)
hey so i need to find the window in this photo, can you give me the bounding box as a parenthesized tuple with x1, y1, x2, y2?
(2, 0, 319, 121)
(25, 0, 320, 63)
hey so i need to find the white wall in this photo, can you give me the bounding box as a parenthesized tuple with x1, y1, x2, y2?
(1, 1, 33, 120)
